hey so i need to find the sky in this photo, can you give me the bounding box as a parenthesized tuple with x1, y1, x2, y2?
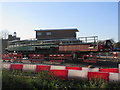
(0, 2, 118, 41)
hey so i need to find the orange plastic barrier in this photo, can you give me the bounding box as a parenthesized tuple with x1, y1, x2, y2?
(88, 72, 109, 81)
(99, 68, 119, 73)
(66, 67, 82, 70)
(10, 64, 23, 71)
(50, 70, 68, 80)
(36, 65, 51, 72)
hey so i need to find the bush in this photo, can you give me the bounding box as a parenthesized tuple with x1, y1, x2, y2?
(2, 70, 33, 89)
(2, 70, 120, 89)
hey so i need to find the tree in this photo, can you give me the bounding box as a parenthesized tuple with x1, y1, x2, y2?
(114, 42, 120, 48)
(0, 30, 9, 39)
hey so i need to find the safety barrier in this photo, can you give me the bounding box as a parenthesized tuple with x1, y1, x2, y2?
(36, 65, 51, 72)
(50, 65, 66, 70)
(29, 54, 44, 59)
(23, 64, 36, 72)
(2, 54, 23, 62)
(49, 54, 72, 61)
(2, 63, 120, 82)
(88, 72, 109, 81)
(10, 64, 23, 71)
(109, 73, 120, 82)
(66, 66, 82, 70)
(99, 68, 119, 73)
(68, 70, 88, 80)
(50, 70, 68, 80)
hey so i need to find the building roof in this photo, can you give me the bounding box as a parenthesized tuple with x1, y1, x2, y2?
(35, 28, 79, 32)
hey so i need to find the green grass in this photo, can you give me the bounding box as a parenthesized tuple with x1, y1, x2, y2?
(2, 70, 120, 89)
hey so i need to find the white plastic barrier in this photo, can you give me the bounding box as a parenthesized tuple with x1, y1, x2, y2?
(50, 65, 66, 70)
(23, 64, 36, 71)
(109, 73, 120, 82)
(68, 70, 88, 80)
(82, 67, 99, 72)
(2, 63, 10, 70)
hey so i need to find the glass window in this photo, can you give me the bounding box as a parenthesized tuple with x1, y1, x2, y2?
(37, 32, 42, 36)
(46, 32, 52, 35)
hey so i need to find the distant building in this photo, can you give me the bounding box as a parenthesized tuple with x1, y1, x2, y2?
(1, 32, 20, 54)
(8, 32, 20, 41)
(6, 28, 80, 53)
(35, 28, 79, 40)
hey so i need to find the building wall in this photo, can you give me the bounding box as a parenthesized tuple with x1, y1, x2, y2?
(36, 30, 77, 40)
(2, 39, 8, 54)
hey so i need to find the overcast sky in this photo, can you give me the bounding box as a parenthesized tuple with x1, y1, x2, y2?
(0, 2, 118, 41)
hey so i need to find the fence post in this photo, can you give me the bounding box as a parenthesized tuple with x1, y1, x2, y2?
(119, 64, 120, 73)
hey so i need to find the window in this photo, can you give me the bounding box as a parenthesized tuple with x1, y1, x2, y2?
(37, 32, 42, 36)
(46, 32, 52, 35)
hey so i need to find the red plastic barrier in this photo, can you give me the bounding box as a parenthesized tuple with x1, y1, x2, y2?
(36, 65, 51, 72)
(66, 67, 82, 70)
(12, 54, 23, 59)
(7, 54, 13, 57)
(10, 64, 23, 71)
(2, 54, 11, 60)
(88, 72, 109, 81)
(50, 70, 68, 80)
(29, 54, 44, 59)
(99, 68, 119, 73)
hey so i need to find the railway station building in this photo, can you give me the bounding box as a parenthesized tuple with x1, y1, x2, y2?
(35, 28, 79, 40)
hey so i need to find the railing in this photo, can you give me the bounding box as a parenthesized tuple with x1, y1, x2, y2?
(78, 36, 98, 44)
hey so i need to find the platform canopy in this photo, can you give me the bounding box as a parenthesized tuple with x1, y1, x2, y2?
(34, 28, 79, 32)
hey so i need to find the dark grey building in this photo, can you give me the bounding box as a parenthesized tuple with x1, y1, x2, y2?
(35, 28, 79, 40)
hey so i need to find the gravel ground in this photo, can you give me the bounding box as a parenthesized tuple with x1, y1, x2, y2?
(63, 60, 119, 68)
